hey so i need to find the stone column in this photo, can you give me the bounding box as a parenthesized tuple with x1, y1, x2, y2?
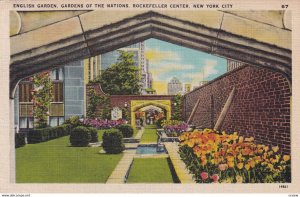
(10, 98, 16, 183)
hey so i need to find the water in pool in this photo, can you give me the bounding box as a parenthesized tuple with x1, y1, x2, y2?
(136, 144, 166, 154)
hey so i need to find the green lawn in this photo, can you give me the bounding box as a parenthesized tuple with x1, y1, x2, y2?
(140, 125, 158, 143)
(16, 131, 123, 183)
(127, 158, 174, 183)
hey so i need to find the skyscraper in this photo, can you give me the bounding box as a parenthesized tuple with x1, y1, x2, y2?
(168, 77, 183, 95)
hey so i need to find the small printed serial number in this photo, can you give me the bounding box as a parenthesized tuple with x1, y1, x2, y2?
(288, 195, 298, 197)
(279, 185, 288, 188)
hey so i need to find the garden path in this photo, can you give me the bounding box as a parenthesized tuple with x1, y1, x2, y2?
(106, 127, 144, 183)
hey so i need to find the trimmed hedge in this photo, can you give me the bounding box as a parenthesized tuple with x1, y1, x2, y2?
(89, 127, 99, 143)
(69, 126, 91, 147)
(15, 133, 26, 148)
(118, 124, 134, 138)
(27, 124, 72, 144)
(102, 129, 125, 154)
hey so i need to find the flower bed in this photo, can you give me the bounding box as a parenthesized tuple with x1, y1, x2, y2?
(81, 119, 126, 130)
(162, 120, 188, 137)
(178, 129, 291, 183)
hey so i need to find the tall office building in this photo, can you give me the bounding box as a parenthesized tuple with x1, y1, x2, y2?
(168, 77, 183, 95)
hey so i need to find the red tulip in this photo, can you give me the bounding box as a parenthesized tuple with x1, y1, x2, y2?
(210, 174, 220, 183)
(200, 172, 208, 180)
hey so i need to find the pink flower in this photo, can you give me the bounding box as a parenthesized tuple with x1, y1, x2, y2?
(200, 172, 209, 180)
(210, 174, 220, 183)
(218, 163, 228, 171)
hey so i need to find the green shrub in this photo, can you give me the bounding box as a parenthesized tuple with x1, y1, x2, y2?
(118, 124, 134, 138)
(15, 133, 26, 148)
(88, 127, 98, 143)
(70, 126, 91, 147)
(102, 129, 125, 154)
(27, 124, 72, 144)
(156, 117, 166, 128)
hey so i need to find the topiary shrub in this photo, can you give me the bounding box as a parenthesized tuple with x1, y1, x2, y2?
(102, 129, 125, 154)
(88, 127, 98, 143)
(15, 133, 26, 148)
(118, 124, 134, 138)
(69, 126, 91, 147)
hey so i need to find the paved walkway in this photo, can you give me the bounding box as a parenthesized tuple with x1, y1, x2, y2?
(106, 128, 144, 183)
(106, 149, 136, 183)
(164, 142, 195, 183)
(134, 127, 144, 140)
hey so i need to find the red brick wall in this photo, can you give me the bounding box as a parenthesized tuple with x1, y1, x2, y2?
(183, 65, 291, 154)
(86, 84, 175, 117)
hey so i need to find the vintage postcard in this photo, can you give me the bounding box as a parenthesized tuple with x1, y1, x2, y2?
(0, 0, 299, 194)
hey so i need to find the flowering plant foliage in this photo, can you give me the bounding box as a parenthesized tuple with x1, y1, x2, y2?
(178, 129, 291, 183)
(31, 72, 53, 128)
(161, 120, 189, 137)
(81, 118, 126, 130)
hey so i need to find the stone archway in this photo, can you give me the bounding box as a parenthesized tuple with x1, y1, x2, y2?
(130, 100, 171, 128)
(10, 10, 291, 98)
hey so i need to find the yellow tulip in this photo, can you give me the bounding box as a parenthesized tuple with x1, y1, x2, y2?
(237, 154, 243, 161)
(272, 146, 279, 153)
(245, 164, 250, 171)
(227, 156, 235, 162)
(237, 162, 244, 170)
(228, 161, 235, 168)
(236, 175, 243, 183)
(187, 140, 195, 148)
(283, 155, 290, 162)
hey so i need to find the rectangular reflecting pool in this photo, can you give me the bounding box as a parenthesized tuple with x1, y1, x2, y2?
(136, 144, 167, 154)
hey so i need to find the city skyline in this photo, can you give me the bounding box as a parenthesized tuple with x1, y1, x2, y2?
(144, 38, 227, 94)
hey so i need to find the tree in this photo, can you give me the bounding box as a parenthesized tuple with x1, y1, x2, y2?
(31, 72, 53, 128)
(171, 93, 183, 121)
(99, 51, 141, 95)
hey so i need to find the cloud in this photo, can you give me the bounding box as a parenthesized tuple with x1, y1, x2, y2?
(168, 59, 220, 88)
(202, 59, 219, 78)
(145, 48, 181, 63)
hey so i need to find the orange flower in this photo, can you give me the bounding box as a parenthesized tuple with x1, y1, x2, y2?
(283, 155, 290, 162)
(272, 146, 279, 153)
(249, 160, 255, 168)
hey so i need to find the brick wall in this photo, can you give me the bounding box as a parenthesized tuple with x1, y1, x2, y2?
(184, 65, 291, 154)
(86, 84, 175, 117)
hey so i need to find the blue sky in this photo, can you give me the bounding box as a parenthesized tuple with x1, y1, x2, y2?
(144, 38, 227, 94)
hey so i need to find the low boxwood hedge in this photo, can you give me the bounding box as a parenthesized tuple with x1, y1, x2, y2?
(27, 124, 72, 144)
(118, 124, 134, 138)
(15, 133, 26, 148)
(102, 129, 125, 154)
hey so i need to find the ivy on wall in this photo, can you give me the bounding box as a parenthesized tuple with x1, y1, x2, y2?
(31, 72, 53, 128)
(171, 94, 183, 121)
